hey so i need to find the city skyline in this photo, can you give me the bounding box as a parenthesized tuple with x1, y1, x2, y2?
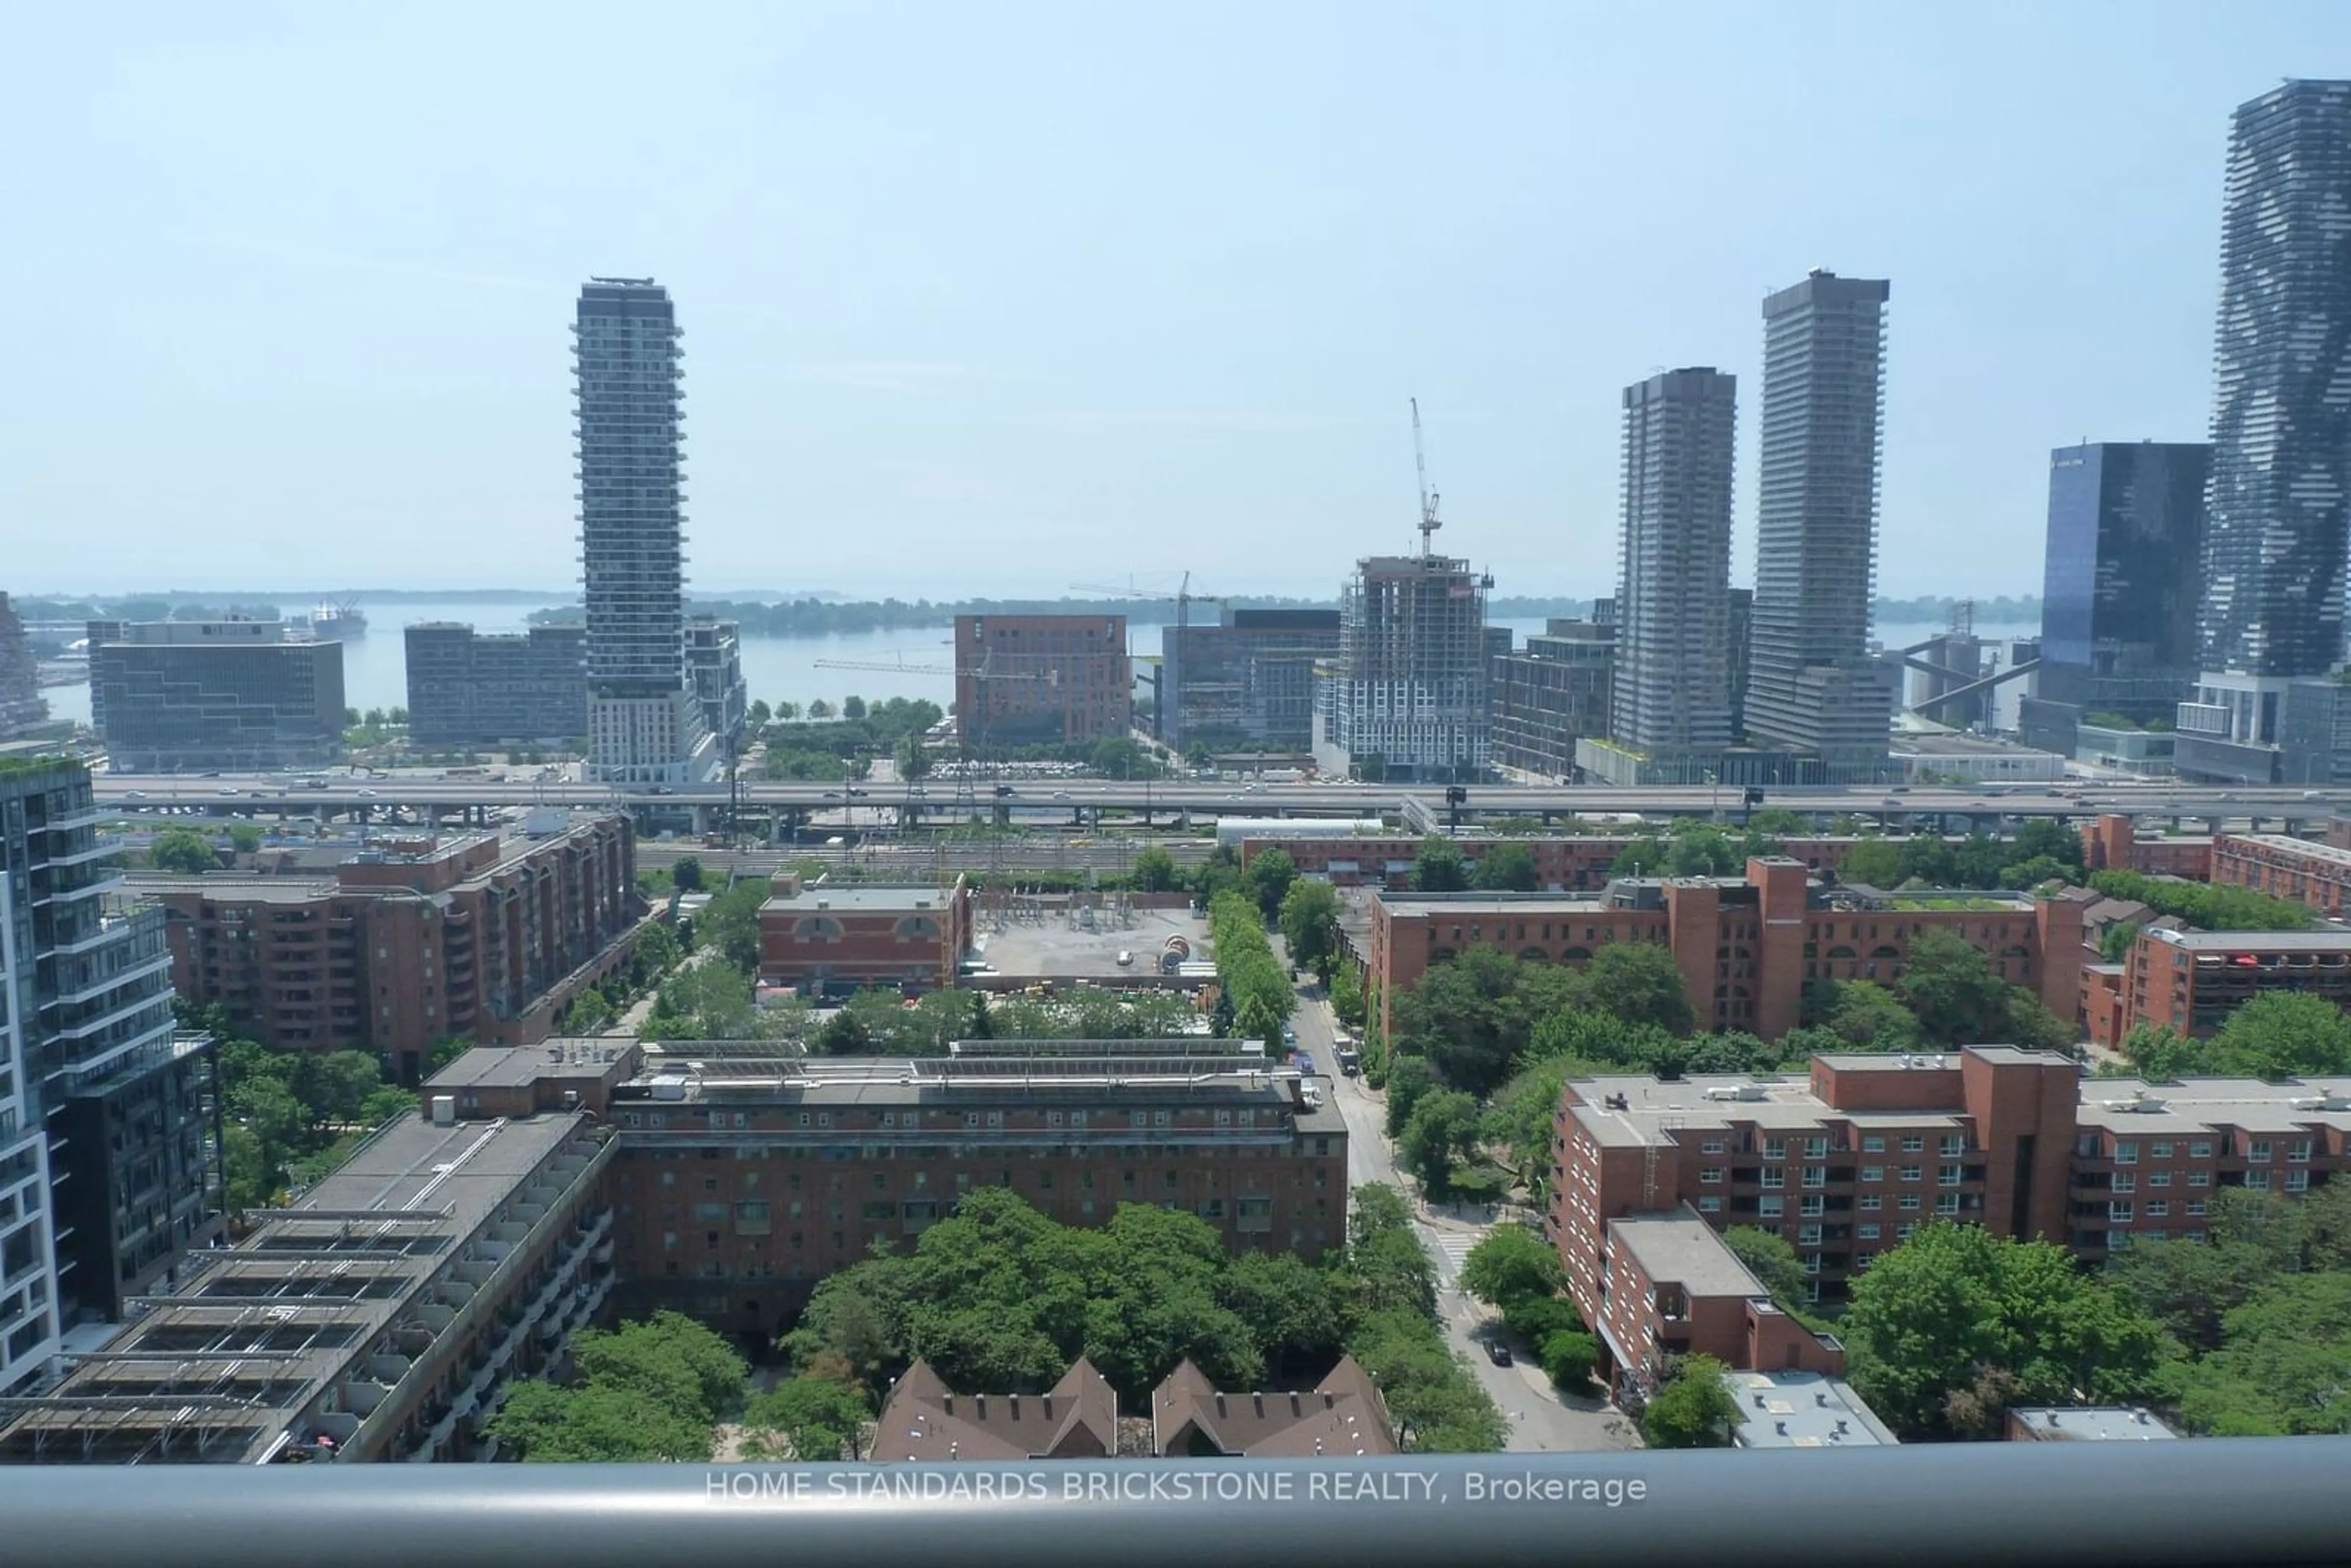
(6, 2, 2345, 602)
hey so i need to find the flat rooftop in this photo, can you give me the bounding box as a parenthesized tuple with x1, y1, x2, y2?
(763, 883, 956, 913)
(2156, 929, 2351, 953)
(2223, 833, 2351, 869)
(2075, 1076, 2351, 1136)
(427, 1039, 637, 1092)
(1565, 1070, 1968, 1150)
(1376, 893, 1610, 915)
(1608, 1212, 1768, 1299)
(0, 1111, 598, 1465)
(2009, 1406, 2178, 1441)
(970, 904, 1208, 981)
(1728, 1371, 1899, 1449)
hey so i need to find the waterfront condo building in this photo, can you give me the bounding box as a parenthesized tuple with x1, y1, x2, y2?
(576, 278, 717, 785)
(86, 619, 344, 773)
(2175, 83, 2351, 784)
(1740, 271, 1897, 782)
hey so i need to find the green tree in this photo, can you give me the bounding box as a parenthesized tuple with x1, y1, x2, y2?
(1132, 846, 1180, 893)
(808, 699, 834, 719)
(670, 855, 705, 892)
(1247, 848, 1298, 925)
(1411, 835, 1470, 893)
(1400, 1089, 1482, 1193)
(2208, 991, 2351, 1080)
(1397, 948, 1578, 1098)
(695, 878, 770, 974)
(1384, 1054, 1439, 1139)
(841, 695, 867, 720)
(1540, 1330, 1599, 1390)
(747, 699, 771, 729)
(1277, 877, 1343, 980)
(228, 822, 263, 853)
(814, 1008, 872, 1055)
(743, 1371, 871, 1460)
(1814, 980, 1924, 1051)
(1747, 808, 1807, 836)
(1642, 1354, 1743, 1448)
(1838, 838, 1903, 887)
(1568, 941, 1695, 1037)
(898, 737, 933, 781)
(150, 828, 219, 874)
(1472, 842, 1540, 892)
(488, 1310, 748, 1461)
(1842, 1222, 2162, 1438)
(1459, 1224, 1567, 1310)
(1897, 929, 2021, 1046)
(2099, 920, 2143, 964)
(2011, 817, 2086, 874)
(1720, 1226, 1807, 1308)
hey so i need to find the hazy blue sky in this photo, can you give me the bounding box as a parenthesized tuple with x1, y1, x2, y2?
(4, 1, 2342, 602)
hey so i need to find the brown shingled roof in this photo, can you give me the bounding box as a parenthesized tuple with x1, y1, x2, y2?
(869, 1358, 1119, 1463)
(1149, 1356, 1397, 1457)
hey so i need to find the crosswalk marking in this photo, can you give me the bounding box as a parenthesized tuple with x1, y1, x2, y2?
(1428, 1231, 1481, 1281)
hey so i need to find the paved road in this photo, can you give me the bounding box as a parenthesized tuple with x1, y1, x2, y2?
(87, 768, 2351, 824)
(1295, 991, 1639, 1453)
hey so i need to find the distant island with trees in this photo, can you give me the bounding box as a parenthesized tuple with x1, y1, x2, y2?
(15, 590, 2041, 638)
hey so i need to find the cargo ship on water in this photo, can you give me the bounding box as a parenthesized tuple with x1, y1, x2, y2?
(310, 599, 368, 639)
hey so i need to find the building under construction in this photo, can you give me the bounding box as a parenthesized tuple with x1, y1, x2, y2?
(1162, 608, 1342, 752)
(1316, 553, 1492, 782)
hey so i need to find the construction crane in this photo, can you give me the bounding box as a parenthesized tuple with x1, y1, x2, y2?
(1071, 572, 1229, 634)
(1411, 397, 1442, 558)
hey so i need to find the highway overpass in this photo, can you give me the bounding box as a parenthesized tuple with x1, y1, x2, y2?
(84, 771, 2351, 830)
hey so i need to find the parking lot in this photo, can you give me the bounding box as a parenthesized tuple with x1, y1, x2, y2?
(970, 902, 1210, 981)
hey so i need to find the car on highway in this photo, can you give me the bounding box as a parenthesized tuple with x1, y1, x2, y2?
(123, 790, 146, 801)
(216, 787, 239, 797)
(1054, 790, 1071, 800)
(822, 792, 839, 800)
(358, 789, 379, 798)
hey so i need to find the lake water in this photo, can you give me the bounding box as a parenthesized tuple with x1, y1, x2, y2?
(39, 597, 2037, 732)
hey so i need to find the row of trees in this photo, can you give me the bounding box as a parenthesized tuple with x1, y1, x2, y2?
(177, 1000, 422, 1217)
(1208, 891, 1298, 1043)
(2110, 991, 2351, 1084)
(2087, 868, 2314, 932)
(807, 986, 1204, 1057)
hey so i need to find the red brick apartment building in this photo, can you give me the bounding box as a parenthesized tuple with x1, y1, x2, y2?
(954, 613, 1131, 751)
(2210, 832, 2351, 918)
(143, 814, 643, 1079)
(1243, 833, 1886, 891)
(2080, 814, 2214, 880)
(1366, 858, 2085, 1044)
(757, 873, 974, 996)
(2084, 926, 2351, 1049)
(1550, 1045, 2351, 1388)
(602, 1038, 1347, 1334)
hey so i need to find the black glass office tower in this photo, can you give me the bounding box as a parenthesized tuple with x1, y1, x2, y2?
(2021, 442, 2210, 756)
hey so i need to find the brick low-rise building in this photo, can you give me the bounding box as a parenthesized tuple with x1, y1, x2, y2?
(2093, 926, 2351, 1047)
(2080, 814, 2215, 880)
(146, 814, 643, 1079)
(757, 875, 973, 996)
(604, 1038, 1346, 1335)
(1366, 860, 2085, 1044)
(1550, 1044, 2351, 1389)
(1244, 831, 1888, 892)
(2210, 831, 2351, 918)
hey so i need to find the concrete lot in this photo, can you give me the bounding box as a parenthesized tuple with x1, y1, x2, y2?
(971, 904, 1210, 980)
